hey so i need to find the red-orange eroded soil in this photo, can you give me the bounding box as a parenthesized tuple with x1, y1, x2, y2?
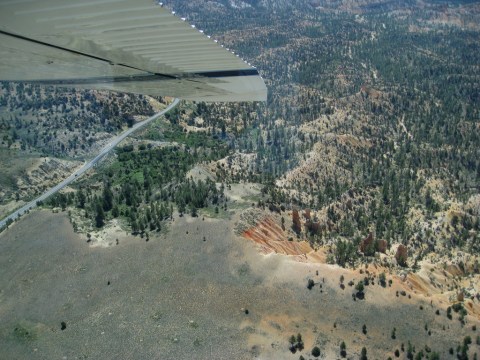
(242, 217, 324, 262)
(241, 215, 480, 321)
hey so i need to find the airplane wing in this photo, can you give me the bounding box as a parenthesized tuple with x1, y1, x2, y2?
(0, 0, 267, 102)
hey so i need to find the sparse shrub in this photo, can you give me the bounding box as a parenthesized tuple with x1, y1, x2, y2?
(340, 341, 347, 358)
(356, 281, 365, 299)
(452, 303, 463, 312)
(447, 306, 452, 320)
(288, 333, 304, 353)
(13, 325, 35, 342)
(296, 333, 304, 351)
(415, 350, 424, 360)
(362, 324, 367, 335)
(407, 341, 414, 359)
(361, 347, 368, 360)
(379, 272, 387, 287)
(307, 279, 315, 290)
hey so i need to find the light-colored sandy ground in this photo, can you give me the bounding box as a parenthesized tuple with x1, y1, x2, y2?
(186, 164, 216, 183)
(238, 207, 480, 326)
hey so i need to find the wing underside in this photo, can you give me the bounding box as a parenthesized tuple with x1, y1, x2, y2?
(0, 0, 267, 102)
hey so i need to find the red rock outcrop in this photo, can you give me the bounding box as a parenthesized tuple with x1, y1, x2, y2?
(377, 240, 388, 254)
(359, 233, 375, 255)
(242, 217, 313, 257)
(395, 244, 408, 266)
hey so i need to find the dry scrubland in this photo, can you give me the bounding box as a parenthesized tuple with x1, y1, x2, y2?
(0, 155, 82, 219)
(1, 1, 479, 359)
(1, 209, 478, 359)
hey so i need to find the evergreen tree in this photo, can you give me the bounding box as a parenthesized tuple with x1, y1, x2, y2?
(102, 185, 114, 212)
(340, 341, 347, 358)
(361, 347, 368, 360)
(95, 202, 105, 228)
(77, 189, 86, 209)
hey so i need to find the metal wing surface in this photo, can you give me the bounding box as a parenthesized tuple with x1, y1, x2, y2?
(0, 0, 267, 102)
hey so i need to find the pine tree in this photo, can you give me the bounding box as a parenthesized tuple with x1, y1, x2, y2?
(95, 202, 105, 228)
(361, 347, 368, 360)
(102, 185, 114, 212)
(340, 341, 347, 358)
